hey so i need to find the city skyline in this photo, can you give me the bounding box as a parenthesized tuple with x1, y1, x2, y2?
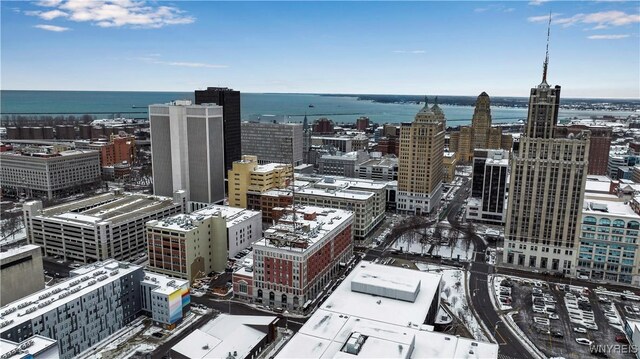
(1, 1, 638, 98)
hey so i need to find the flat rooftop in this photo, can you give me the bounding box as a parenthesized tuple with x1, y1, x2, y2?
(254, 206, 353, 253)
(0, 244, 40, 262)
(252, 162, 290, 173)
(33, 192, 178, 226)
(358, 157, 398, 168)
(296, 187, 373, 201)
(142, 272, 189, 295)
(0, 260, 141, 334)
(147, 205, 260, 232)
(171, 314, 276, 359)
(583, 198, 639, 219)
(585, 179, 612, 194)
(0, 335, 58, 358)
(277, 263, 498, 359)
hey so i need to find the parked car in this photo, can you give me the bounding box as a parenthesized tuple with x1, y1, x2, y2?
(548, 313, 559, 320)
(573, 327, 587, 334)
(551, 330, 564, 338)
(616, 334, 629, 344)
(575, 338, 593, 346)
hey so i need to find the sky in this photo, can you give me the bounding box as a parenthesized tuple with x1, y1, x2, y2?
(1, 1, 639, 98)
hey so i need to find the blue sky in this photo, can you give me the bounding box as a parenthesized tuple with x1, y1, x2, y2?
(1, 1, 639, 98)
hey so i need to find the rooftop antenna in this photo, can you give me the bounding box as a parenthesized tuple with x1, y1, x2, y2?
(542, 11, 551, 84)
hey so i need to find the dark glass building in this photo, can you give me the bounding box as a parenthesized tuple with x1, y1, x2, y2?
(194, 87, 241, 174)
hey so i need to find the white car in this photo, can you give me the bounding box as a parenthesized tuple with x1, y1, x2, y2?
(573, 327, 587, 334)
(548, 313, 559, 320)
(576, 338, 593, 346)
(533, 306, 546, 314)
(583, 323, 598, 330)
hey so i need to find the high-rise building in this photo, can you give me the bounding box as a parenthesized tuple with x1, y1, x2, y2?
(467, 149, 509, 224)
(555, 124, 611, 176)
(149, 100, 225, 204)
(397, 98, 445, 215)
(449, 93, 513, 163)
(503, 34, 590, 273)
(241, 122, 303, 165)
(356, 116, 370, 131)
(194, 87, 242, 173)
(312, 118, 334, 135)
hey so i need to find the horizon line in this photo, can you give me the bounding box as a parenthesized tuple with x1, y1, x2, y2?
(1, 89, 639, 101)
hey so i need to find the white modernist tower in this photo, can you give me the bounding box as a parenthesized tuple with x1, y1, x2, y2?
(149, 100, 226, 204)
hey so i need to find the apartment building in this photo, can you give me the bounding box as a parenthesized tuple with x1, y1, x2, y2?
(146, 205, 261, 281)
(0, 260, 189, 359)
(248, 206, 354, 312)
(1, 149, 100, 200)
(24, 190, 186, 263)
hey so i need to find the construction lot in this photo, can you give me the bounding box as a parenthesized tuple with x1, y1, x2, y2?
(502, 276, 636, 359)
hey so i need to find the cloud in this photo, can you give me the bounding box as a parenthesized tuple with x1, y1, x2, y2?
(529, 10, 640, 28)
(528, 13, 561, 22)
(136, 56, 228, 68)
(587, 34, 630, 39)
(475, 4, 515, 13)
(34, 24, 70, 32)
(529, 0, 550, 5)
(393, 50, 426, 54)
(26, 0, 194, 29)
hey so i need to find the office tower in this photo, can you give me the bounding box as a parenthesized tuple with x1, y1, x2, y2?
(503, 30, 590, 273)
(312, 118, 335, 135)
(556, 125, 612, 176)
(194, 87, 241, 173)
(449, 93, 513, 163)
(397, 98, 445, 215)
(149, 100, 225, 204)
(241, 122, 303, 165)
(467, 149, 509, 224)
(356, 116, 370, 131)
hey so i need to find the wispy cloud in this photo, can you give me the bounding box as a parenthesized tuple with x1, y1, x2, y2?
(475, 4, 515, 13)
(34, 24, 70, 32)
(529, 0, 550, 6)
(393, 50, 426, 54)
(587, 34, 630, 39)
(529, 10, 640, 29)
(25, 0, 194, 29)
(136, 56, 228, 68)
(528, 13, 561, 22)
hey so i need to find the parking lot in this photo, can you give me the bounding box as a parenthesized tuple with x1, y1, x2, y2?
(504, 276, 636, 359)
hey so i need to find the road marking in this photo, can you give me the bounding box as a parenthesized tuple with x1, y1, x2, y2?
(496, 329, 508, 345)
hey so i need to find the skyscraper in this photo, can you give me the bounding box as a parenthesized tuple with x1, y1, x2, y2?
(397, 98, 445, 215)
(149, 100, 225, 204)
(240, 122, 303, 165)
(448, 92, 512, 163)
(467, 149, 509, 224)
(194, 87, 241, 173)
(502, 26, 590, 274)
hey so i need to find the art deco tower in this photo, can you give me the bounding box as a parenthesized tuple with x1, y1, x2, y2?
(503, 21, 590, 274)
(471, 92, 492, 150)
(397, 98, 445, 215)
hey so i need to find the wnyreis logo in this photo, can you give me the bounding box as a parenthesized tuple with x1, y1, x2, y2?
(590, 344, 638, 355)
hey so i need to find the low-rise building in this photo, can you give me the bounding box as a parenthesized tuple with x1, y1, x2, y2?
(227, 155, 292, 208)
(317, 151, 369, 178)
(0, 260, 190, 359)
(1, 149, 100, 199)
(442, 151, 457, 183)
(24, 190, 186, 263)
(276, 262, 498, 359)
(170, 314, 278, 359)
(248, 206, 354, 312)
(355, 154, 398, 181)
(0, 335, 59, 359)
(0, 245, 45, 306)
(576, 196, 640, 285)
(146, 205, 261, 282)
(140, 272, 190, 329)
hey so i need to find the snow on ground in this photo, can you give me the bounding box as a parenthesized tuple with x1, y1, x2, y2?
(392, 230, 474, 261)
(415, 262, 488, 341)
(490, 276, 513, 311)
(121, 343, 156, 359)
(0, 227, 26, 245)
(101, 322, 146, 352)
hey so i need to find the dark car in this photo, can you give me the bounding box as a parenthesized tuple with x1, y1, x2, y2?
(616, 334, 629, 344)
(551, 330, 564, 338)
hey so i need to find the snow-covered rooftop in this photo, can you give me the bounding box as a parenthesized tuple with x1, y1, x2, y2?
(0, 244, 40, 262)
(148, 205, 260, 232)
(296, 187, 373, 201)
(277, 263, 498, 359)
(583, 198, 639, 219)
(254, 206, 353, 253)
(252, 162, 290, 173)
(585, 179, 612, 194)
(141, 272, 189, 296)
(171, 314, 276, 359)
(0, 335, 58, 358)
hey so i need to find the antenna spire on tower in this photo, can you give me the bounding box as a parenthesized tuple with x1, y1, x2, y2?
(542, 11, 551, 84)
